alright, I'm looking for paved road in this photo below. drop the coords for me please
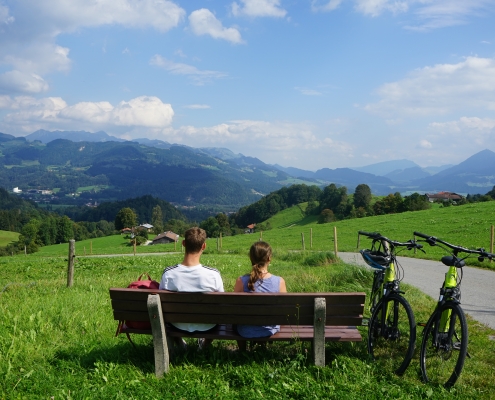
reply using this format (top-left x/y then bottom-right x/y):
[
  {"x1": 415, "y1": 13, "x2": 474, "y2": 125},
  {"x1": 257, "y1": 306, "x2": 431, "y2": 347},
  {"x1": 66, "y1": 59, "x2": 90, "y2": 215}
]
[{"x1": 339, "y1": 252, "x2": 495, "y2": 331}]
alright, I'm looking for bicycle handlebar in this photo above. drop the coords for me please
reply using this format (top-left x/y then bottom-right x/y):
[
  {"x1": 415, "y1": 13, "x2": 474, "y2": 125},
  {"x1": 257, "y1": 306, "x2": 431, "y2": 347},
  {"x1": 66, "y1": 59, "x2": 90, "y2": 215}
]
[
  {"x1": 414, "y1": 231, "x2": 495, "y2": 260},
  {"x1": 359, "y1": 231, "x2": 423, "y2": 250}
]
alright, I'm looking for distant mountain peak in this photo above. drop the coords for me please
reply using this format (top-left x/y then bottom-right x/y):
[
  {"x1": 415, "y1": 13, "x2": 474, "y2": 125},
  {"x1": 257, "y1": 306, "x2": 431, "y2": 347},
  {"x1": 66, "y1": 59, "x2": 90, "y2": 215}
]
[
  {"x1": 25, "y1": 129, "x2": 124, "y2": 144},
  {"x1": 352, "y1": 159, "x2": 420, "y2": 176}
]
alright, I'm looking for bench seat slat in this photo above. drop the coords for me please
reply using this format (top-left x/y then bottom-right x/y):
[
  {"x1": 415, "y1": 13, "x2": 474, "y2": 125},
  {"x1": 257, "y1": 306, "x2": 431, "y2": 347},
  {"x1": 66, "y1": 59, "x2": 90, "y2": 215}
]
[
  {"x1": 113, "y1": 309, "x2": 363, "y2": 325},
  {"x1": 119, "y1": 324, "x2": 363, "y2": 342}
]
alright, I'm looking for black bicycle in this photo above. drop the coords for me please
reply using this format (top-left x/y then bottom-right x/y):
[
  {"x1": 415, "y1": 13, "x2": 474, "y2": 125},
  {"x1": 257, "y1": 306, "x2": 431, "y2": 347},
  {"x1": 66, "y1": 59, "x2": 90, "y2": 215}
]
[
  {"x1": 414, "y1": 231, "x2": 495, "y2": 388},
  {"x1": 359, "y1": 231, "x2": 423, "y2": 375}
]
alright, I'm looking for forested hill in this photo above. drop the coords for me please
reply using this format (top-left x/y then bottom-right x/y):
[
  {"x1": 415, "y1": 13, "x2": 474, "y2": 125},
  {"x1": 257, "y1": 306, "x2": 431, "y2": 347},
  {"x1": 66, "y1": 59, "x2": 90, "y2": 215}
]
[
  {"x1": 65, "y1": 195, "x2": 186, "y2": 225},
  {"x1": 0, "y1": 137, "x2": 290, "y2": 209}
]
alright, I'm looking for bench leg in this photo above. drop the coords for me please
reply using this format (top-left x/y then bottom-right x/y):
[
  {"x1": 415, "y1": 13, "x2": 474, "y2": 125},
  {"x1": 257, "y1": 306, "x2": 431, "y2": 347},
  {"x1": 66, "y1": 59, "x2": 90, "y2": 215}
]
[
  {"x1": 313, "y1": 297, "x2": 326, "y2": 367},
  {"x1": 147, "y1": 294, "x2": 169, "y2": 377}
]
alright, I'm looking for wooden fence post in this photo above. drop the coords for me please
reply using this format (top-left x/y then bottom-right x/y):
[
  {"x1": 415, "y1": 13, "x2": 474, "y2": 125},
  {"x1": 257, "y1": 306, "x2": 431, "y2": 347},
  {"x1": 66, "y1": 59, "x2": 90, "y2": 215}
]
[
  {"x1": 216, "y1": 237, "x2": 219, "y2": 251},
  {"x1": 356, "y1": 233, "x2": 360, "y2": 249},
  {"x1": 333, "y1": 226, "x2": 338, "y2": 257},
  {"x1": 301, "y1": 233, "x2": 305, "y2": 250},
  {"x1": 260, "y1": 231, "x2": 263, "y2": 241},
  {"x1": 67, "y1": 239, "x2": 75, "y2": 288},
  {"x1": 133, "y1": 239, "x2": 136, "y2": 256}
]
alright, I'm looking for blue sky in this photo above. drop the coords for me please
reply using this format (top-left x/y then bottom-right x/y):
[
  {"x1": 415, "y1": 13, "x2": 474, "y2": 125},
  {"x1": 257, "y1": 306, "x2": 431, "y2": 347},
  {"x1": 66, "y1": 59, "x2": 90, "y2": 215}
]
[{"x1": 0, "y1": 0, "x2": 494, "y2": 170}]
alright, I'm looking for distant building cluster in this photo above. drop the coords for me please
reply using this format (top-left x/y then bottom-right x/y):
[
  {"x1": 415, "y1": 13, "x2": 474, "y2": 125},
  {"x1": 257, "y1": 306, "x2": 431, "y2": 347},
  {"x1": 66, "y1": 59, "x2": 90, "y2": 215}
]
[{"x1": 425, "y1": 191, "x2": 463, "y2": 202}]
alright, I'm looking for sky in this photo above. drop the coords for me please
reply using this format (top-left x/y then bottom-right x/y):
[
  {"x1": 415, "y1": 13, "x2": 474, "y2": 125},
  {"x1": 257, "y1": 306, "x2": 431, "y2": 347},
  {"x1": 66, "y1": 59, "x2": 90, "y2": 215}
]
[{"x1": 0, "y1": 0, "x2": 495, "y2": 171}]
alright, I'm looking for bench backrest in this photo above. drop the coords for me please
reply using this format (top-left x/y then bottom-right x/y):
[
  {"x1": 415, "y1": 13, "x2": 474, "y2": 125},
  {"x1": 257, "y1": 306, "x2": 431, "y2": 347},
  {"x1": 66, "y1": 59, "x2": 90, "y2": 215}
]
[{"x1": 110, "y1": 289, "x2": 365, "y2": 326}]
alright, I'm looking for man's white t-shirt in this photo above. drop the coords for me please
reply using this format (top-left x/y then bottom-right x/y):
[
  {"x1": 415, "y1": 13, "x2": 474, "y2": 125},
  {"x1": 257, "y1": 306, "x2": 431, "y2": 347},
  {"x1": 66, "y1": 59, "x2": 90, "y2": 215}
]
[{"x1": 159, "y1": 264, "x2": 224, "y2": 332}]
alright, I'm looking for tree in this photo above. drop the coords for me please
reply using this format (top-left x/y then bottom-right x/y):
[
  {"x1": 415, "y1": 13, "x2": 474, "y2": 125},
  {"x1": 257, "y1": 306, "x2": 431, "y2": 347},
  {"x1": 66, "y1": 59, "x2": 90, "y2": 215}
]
[
  {"x1": 354, "y1": 184, "x2": 372, "y2": 210},
  {"x1": 115, "y1": 207, "x2": 137, "y2": 231},
  {"x1": 152, "y1": 205, "x2": 163, "y2": 234},
  {"x1": 200, "y1": 217, "x2": 220, "y2": 238},
  {"x1": 318, "y1": 209, "x2": 336, "y2": 224},
  {"x1": 56, "y1": 215, "x2": 74, "y2": 243},
  {"x1": 215, "y1": 213, "x2": 231, "y2": 236}
]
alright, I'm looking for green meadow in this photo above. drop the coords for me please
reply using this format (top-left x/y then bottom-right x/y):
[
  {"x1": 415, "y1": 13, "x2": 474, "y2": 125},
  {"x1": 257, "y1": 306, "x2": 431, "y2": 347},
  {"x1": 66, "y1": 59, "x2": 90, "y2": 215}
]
[
  {"x1": 2, "y1": 202, "x2": 495, "y2": 398},
  {"x1": 0, "y1": 230, "x2": 18, "y2": 247}
]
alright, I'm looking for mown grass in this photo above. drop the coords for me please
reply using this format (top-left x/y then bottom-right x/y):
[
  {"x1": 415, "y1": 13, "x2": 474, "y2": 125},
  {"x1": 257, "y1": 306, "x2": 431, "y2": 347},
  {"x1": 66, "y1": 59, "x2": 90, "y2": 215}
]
[
  {"x1": 0, "y1": 230, "x2": 19, "y2": 247},
  {"x1": 1, "y1": 249, "x2": 495, "y2": 399}
]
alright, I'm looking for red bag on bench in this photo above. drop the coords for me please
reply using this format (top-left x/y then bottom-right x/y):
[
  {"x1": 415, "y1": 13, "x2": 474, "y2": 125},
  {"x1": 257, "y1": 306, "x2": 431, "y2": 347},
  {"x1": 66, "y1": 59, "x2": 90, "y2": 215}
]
[{"x1": 122, "y1": 273, "x2": 159, "y2": 330}]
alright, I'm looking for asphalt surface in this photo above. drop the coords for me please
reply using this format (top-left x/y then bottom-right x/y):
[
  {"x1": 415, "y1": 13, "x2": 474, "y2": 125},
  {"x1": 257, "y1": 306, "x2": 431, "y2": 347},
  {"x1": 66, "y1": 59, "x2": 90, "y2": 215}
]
[{"x1": 339, "y1": 252, "x2": 495, "y2": 331}]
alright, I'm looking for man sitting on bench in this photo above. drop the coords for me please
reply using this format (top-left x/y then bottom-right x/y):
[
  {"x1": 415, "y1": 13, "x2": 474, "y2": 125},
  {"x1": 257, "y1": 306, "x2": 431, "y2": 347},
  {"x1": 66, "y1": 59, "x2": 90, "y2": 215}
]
[{"x1": 158, "y1": 227, "x2": 224, "y2": 349}]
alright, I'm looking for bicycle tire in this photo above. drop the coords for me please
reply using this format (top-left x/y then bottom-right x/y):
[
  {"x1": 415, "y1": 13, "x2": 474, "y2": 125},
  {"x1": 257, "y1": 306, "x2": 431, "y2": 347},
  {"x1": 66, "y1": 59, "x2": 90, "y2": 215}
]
[
  {"x1": 367, "y1": 293, "x2": 416, "y2": 375},
  {"x1": 420, "y1": 302, "x2": 468, "y2": 388}
]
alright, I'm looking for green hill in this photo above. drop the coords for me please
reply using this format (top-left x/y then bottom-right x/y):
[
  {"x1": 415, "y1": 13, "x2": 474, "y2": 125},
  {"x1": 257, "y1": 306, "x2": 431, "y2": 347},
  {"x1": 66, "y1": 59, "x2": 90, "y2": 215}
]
[
  {"x1": 0, "y1": 230, "x2": 19, "y2": 247},
  {"x1": 28, "y1": 201, "x2": 495, "y2": 270}
]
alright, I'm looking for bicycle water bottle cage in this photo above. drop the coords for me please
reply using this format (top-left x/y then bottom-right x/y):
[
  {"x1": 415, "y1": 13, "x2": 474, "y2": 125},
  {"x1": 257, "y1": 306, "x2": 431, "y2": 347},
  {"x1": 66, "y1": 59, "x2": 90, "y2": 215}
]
[
  {"x1": 441, "y1": 255, "x2": 465, "y2": 268},
  {"x1": 360, "y1": 249, "x2": 391, "y2": 270}
]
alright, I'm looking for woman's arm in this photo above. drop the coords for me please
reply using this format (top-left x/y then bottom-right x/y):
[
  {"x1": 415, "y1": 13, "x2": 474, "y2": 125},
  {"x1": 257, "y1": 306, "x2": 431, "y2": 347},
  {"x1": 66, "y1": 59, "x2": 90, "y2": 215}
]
[
  {"x1": 234, "y1": 277, "x2": 244, "y2": 292},
  {"x1": 279, "y1": 277, "x2": 287, "y2": 293}
]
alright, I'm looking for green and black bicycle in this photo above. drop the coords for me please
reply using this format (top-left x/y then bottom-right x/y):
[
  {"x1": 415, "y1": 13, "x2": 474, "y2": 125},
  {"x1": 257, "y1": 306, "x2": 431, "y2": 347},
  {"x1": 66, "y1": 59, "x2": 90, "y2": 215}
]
[
  {"x1": 414, "y1": 231, "x2": 495, "y2": 388},
  {"x1": 359, "y1": 231, "x2": 422, "y2": 375}
]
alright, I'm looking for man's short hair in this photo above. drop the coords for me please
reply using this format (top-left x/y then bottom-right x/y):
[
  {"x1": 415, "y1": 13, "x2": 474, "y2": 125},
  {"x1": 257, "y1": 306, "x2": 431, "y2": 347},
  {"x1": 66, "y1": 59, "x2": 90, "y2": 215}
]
[{"x1": 184, "y1": 227, "x2": 207, "y2": 253}]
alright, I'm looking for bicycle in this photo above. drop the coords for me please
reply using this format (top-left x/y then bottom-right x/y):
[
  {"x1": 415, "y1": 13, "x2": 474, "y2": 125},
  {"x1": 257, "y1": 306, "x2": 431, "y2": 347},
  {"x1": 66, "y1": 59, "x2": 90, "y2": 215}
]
[
  {"x1": 414, "y1": 231, "x2": 495, "y2": 388},
  {"x1": 358, "y1": 231, "x2": 422, "y2": 375}
]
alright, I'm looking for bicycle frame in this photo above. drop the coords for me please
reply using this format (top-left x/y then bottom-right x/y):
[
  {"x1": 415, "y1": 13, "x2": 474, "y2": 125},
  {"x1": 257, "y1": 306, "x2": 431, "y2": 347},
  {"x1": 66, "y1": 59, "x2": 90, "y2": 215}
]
[{"x1": 438, "y1": 265, "x2": 459, "y2": 333}]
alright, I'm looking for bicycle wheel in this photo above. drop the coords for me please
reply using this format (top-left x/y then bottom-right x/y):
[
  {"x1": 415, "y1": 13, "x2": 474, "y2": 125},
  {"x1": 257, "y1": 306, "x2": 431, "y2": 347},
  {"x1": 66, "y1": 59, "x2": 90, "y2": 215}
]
[
  {"x1": 420, "y1": 302, "x2": 468, "y2": 388},
  {"x1": 367, "y1": 293, "x2": 416, "y2": 375}
]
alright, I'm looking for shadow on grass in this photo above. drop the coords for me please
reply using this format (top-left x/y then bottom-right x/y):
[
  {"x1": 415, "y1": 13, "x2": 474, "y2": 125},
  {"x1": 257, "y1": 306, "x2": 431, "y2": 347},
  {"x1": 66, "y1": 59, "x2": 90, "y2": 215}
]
[{"x1": 51, "y1": 337, "x2": 368, "y2": 374}]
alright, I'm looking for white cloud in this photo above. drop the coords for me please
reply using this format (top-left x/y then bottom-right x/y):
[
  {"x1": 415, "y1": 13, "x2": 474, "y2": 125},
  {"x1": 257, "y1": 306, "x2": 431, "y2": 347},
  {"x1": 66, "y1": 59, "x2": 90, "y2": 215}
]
[
  {"x1": 355, "y1": 0, "x2": 408, "y2": 17},
  {"x1": 0, "y1": 4, "x2": 14, "y2": 24},
  {"x1": 295, "y1": 87, "x2": 323, "y2": 96},
  {"x1": 0, "y1": 95, "x2": 174, "y2": 133},
  {"x1": 231, "y1": 0, "x2": 287, "y2": 18},
  {"x1": 407, "y1": 0, "x2": 494, "y2": 31},
  {"x1": 0, "y1": 70, "x2": 49, "y2": 94},
  {"x1": 411, "y1": 117, "x2": 495, "y2": 156},
  {"x1": 312, "y1": 0, "x2": 492, "y2": 30},
  {"x1": 364, "y1": 56, "x2": 495, "y2": 117},
  {"x1": 14, "y1": 0, "x2": 185, "y2": 33},
  {"x1": 150, "y1": 55, "x2": 227, "y2": 85},
  {"x1": 153, "y1": 120, "x2": 353, "y2": 168},
  {"x1": 189, "y1": 9, "x2": 243, "y2": 44},
  {"x1": 0, "y1": 0, "x2": 185, "y2": 87},
  {"x1": 184, "y1": 104, "x2": 211, "y2": 109},
  {"x1": 428, "y1": 117, "x2": 495, "y2": 147},
  {"x1": 419, "y1": 139, "x2": 432, "y2": 149},
  {"x1": 311, "y1": 0, "x2": 344, "y2": 12}
]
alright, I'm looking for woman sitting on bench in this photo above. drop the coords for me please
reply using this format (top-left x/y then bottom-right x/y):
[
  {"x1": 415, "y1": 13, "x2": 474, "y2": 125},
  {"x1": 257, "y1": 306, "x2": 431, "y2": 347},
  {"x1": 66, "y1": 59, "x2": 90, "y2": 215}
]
[{"x1": 234, "y1": 241, "x2": 287, "y2": 339}]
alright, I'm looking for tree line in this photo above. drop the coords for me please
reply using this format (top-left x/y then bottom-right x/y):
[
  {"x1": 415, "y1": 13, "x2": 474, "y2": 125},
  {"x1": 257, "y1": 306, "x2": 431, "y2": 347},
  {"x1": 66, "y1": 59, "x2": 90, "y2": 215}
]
[{"x1": 198, "y1": 184, "x2": 435, "y2": 238}]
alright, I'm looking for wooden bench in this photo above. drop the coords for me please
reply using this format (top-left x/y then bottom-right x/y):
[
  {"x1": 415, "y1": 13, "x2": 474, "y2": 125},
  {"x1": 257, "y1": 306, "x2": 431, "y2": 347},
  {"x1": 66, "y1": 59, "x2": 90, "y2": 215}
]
[{"x1": 109, "y1": 288, "x2": 365, "y2": 377}]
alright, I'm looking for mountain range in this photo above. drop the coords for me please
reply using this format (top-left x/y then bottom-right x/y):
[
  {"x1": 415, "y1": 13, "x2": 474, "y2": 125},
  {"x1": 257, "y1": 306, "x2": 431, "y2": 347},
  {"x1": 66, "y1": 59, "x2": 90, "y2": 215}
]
[{"x1": 0, "y1": 130, "x2": 493, "y2": 213}]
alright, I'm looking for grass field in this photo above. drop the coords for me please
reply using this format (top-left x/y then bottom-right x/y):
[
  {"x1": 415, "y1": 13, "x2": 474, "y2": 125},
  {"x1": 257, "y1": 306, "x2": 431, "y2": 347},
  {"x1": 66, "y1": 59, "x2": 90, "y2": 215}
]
[
  {"x1": 0, "y1": 230, "x2": 19, "y2": 247},
  {"x1": 1, "y1": 249, "x2": 494, "y2": 399},
  {"x1": 2, "y1": 201, "x2": 495, "y2": 398},
  {"x1": 26, "y1": 201, "x2": 495, "y2": 271}
]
